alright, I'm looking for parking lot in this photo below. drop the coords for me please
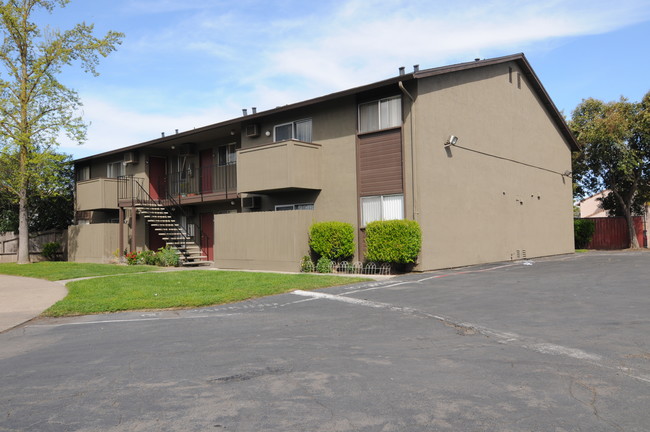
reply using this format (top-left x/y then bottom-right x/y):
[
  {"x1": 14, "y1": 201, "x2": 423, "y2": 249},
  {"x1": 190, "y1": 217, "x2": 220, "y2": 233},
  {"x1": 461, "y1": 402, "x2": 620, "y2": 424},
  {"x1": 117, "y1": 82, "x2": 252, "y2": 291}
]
[{"x1": 1, "y1": 251, "x2": 649, "y2": 431}]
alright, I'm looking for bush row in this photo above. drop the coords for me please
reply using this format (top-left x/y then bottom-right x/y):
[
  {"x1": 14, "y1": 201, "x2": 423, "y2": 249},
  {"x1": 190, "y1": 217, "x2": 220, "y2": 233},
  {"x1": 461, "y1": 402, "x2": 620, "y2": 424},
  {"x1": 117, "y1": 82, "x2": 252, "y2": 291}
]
[{"x1": 306, "y1": 219, "x2": 422, "y2": 273}]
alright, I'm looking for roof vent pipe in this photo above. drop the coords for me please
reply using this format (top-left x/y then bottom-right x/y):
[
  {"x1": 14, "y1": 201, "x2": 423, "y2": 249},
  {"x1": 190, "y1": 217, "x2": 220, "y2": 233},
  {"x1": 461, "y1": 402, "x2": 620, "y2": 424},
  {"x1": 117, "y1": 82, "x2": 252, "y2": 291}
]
[
  {"x1": 413, "y1": 64, "x2": 419, "y2": 72},
  {"x1": 252, "y1": 107, "x2": 257, "y2": 114},
  {"x1": 161, "y1": 132, "x2": 165, "y2": 137},
  {"x1": 242, "y1": 108, "x2": 248, "y2": 116},
  {"x1": 399, "y1": 66, "x2": 405, "y2": 76},
  {"x1": 175, "y1": 129, "x2": 179, "y2": 134}
]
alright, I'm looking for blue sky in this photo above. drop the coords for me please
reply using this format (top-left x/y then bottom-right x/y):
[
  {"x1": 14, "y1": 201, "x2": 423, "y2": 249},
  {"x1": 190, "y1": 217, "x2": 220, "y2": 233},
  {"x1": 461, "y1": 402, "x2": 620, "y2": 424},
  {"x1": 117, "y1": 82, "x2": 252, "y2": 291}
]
[{"x1": 37, "y1": 0, "x2": 650, "y2": 159}]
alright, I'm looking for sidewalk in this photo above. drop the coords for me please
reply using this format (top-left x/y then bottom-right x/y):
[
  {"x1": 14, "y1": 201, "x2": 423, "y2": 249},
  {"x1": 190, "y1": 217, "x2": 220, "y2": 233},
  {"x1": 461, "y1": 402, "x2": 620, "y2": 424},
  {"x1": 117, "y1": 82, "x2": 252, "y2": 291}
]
[{"x1": 0, "y1": 275, "x2": 67, "y2": 333}]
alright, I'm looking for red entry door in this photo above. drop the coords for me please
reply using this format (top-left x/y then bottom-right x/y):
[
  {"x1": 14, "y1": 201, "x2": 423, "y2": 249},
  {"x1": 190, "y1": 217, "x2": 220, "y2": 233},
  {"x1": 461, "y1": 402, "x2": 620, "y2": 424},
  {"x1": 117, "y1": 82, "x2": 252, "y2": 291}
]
[
  {"x1": 149, "y1": 157, "x2": 166, "y2": 200},
  {"x1": 200, "y1": 212, "x2": 214, "y2": 261},
  {"x1": 200, "y1": 149, "x2": 213, "y2": 194}
]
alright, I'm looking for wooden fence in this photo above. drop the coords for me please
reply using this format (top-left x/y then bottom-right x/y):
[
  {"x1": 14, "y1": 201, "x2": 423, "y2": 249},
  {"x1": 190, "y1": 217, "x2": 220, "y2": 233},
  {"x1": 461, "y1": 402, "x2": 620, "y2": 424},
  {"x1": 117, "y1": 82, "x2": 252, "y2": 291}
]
[
  {"x1": 585, "y1": 216, "x2": 646, "y2": 249},
  {"x1": 0, "y1": 230, "x2": 67, "y2": 262}
]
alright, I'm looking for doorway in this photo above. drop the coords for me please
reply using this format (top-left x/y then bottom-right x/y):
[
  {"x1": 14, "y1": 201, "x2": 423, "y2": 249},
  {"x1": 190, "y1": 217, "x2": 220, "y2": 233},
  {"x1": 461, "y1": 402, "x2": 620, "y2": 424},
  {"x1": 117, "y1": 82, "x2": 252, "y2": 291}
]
[
  {"x1": 200, "y1": 149, "x2": 213, "y2": 194},
  {"x1": 149, "y1": 156, "x2": 167, "y2": 200},
  {"x1": 200, "y1": 212, "x2": 214, "y2": 261}
]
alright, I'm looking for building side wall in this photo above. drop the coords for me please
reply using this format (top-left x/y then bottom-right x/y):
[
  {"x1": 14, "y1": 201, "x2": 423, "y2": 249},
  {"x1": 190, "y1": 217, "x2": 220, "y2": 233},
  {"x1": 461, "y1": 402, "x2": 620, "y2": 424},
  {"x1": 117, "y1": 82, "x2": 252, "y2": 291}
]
[
  {"x1": 214, "y1": 210, "x2": 314, "y2": 272},
  {"x1": 68, "y1": 224, "x2": 126, "y2": 263},
  {"x1": 412, "y1": 62, "x2": 574, "y2": 270}
]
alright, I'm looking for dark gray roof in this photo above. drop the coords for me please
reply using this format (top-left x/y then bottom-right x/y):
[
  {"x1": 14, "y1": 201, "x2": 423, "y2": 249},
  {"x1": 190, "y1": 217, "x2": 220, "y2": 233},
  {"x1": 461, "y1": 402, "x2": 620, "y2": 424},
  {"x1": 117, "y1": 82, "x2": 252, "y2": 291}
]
[{"x1": 75, "y1": 52, "x2": 578, "y2": 163}]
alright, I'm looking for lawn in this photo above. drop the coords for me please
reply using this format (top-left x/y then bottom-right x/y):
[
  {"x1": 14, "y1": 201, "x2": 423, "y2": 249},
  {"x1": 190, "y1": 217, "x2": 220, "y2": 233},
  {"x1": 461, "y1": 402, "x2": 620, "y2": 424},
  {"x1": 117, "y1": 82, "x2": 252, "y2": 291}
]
[
  {"x1": 44, "y1": 270, "x2": 368, "y2": 317},
  {"x1": 0, "y1": 261, "x2": 158, "y2": 281}
]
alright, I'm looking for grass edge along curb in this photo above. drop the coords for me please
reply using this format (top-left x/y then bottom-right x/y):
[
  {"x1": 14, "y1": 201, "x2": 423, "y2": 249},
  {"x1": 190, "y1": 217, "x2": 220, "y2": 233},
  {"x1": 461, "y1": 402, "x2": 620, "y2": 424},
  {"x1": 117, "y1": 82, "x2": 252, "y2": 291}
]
[{"x1": 43, "y1": 270, "x2": 368, "y2": 317}]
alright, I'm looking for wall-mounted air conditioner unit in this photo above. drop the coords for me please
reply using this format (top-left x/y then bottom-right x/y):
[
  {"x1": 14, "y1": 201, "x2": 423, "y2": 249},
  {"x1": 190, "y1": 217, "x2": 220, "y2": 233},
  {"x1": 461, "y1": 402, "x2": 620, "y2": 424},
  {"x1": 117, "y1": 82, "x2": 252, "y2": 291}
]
[
  {"x1": 242, "y1": 196, "x2": 260, "y2": 209},
  {"x1": 123, "y1": 151, "x2": 139, "y2": 164},
  {"x1": 245, "y1": 124, "x2": 260, "y2": 138}
]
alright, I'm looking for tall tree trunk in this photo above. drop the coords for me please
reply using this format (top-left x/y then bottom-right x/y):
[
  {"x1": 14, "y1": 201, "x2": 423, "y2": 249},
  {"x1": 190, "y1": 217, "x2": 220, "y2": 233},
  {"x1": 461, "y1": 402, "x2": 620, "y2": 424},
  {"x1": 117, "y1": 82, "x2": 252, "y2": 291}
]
[
  {"x1": 17, "y1": 186, "x2": 30, "y2": 264},
  {"x1": 623, "y1": 206, "x2": 640, "y2": 249}
]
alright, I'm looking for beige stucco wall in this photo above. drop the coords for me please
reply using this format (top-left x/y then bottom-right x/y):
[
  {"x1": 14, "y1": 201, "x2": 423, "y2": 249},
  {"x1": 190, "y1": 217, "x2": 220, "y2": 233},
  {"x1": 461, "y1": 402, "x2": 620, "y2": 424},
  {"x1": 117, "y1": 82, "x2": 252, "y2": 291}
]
[
  {"x1": 76, "y1": 178, "x2": 120, "y2": 211},
  {"x1": 235, "y1": 98, "x2": 361, "y2": 266},
  {"x1": 410, "y1": 62, "x2": 575, "y2": 270},
  {"x1": 68, "y1": 224, "x2": 126, "y2": 263},
  {"x1": 214, "y1": 210, "x2": 315, "y2": 271},
  {"x1": 237, "y1": 141, "x2": 322, "y2": 193}
]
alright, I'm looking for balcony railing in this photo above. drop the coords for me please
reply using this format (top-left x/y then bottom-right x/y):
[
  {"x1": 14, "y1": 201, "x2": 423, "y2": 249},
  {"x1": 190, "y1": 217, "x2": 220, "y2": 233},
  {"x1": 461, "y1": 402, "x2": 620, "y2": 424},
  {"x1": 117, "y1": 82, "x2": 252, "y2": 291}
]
[{"x1": 168, "y1": 163, "x2": 237, "y2": 197}]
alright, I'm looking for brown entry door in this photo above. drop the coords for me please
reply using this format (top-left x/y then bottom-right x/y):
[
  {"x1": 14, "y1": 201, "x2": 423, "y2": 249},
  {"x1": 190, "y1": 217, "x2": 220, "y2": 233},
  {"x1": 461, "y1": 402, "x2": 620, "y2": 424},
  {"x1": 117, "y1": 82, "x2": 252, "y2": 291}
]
[
  {"x1": 149, "y1": 156, "x2": 167, "y2": 200},
  {"x1": 200, "y1": 149, "x2": 213, "y2": 194},
  {"x1": 200, "y1": 212, "x2": 214, "y2": 261}
]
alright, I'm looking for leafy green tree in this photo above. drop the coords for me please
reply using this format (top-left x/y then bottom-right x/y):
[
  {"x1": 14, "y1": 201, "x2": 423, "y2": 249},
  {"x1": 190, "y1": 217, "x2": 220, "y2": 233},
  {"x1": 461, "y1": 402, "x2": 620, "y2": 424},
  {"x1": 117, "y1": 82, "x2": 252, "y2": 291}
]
[
  {"x1": 570, "y1": 92, "x2": 650, "y2": 248},
  {"x1": 0, "y1": 0, "x2": 123, "y2": 263},
  {"x1": 0, "y1": 152, "x2": 73, "y2": 232}
]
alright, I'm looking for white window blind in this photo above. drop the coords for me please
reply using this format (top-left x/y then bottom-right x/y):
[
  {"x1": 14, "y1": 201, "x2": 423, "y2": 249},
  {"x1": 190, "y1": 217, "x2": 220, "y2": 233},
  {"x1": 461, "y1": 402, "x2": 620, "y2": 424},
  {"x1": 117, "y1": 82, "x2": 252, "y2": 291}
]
[
  {"x1": 106, "y1": 161, "x2": 124, "y2": 178},
  {"x1": 361, "y1": 194, "x2": 404, "y2": 226},
  {"x1": 295, "y1": 119, "x2": 312, "y2": 142},
  {"x1": 358, "y1": 96, "x2": 401, "y2": 133},
  {"x1": 274, "y1": 119, "x2": 312, "y2": 142}
]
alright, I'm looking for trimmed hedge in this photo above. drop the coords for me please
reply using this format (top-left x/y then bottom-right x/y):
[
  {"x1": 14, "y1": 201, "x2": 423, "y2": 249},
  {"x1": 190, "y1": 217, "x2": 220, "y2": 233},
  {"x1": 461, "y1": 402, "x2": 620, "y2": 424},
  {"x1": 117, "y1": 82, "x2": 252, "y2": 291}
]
[
  {"x1": 309, "y1": 221, "x2": 355, "y2": 260},
  {"x1": 574, "y1": 218, "x2": 595, "y2": 249},
  {"x1": 365, "y1": 220, "x2": 421, "y2": 264}
]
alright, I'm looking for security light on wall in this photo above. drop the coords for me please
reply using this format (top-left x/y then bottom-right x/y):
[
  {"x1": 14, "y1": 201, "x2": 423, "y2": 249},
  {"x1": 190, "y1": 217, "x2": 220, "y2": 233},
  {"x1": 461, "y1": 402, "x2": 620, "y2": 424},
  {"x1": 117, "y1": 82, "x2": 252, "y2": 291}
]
[{"x1": 445, "y1": 135, "x2": 458, "y2": 147}]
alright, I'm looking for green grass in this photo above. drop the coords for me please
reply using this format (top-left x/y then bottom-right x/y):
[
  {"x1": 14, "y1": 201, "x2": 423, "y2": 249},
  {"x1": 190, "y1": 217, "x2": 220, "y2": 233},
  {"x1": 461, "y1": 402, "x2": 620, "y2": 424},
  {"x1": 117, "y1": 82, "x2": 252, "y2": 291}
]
[
  {"x1": 575, "y1": 249, "x2": 590, "y2": 253},
  {"x1": 44, "y1": 271, "x2": 368, "y2": 317},
  {"x1": 0, "y1": 262, "x2": 158, "y2": 281}
]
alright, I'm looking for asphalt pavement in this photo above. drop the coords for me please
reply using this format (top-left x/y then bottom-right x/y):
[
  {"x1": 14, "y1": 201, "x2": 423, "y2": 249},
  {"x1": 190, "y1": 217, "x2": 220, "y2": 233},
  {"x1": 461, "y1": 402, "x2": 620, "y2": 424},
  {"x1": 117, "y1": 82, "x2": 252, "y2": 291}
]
[{"x1": 1, "y1": 251, "x2": 649, "y2": 431}]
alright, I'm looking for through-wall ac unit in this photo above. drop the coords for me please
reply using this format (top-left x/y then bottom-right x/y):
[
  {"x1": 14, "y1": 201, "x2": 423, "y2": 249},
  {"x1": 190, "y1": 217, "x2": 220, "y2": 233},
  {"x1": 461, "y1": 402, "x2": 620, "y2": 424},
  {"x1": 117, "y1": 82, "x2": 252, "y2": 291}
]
[
  {"x1": 245, "y1": 124, "x2": 260, "y2": 138},
  {"x1": 179, "y1": 143, "x2": 196, "y2": 156},
  {"x1": 242, "y1": 196, "x2": 260, "y2": 209},
  {"x1": 123, "y1": 151, "x2": 139, "y2": 165}
]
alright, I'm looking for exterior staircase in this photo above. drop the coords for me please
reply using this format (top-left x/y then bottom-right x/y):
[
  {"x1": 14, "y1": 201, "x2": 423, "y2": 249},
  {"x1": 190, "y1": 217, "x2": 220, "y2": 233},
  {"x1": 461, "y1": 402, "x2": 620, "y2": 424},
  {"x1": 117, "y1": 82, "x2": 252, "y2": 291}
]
[{"x1": 135, "y1": 203, "x2": 212, "y2": 266}]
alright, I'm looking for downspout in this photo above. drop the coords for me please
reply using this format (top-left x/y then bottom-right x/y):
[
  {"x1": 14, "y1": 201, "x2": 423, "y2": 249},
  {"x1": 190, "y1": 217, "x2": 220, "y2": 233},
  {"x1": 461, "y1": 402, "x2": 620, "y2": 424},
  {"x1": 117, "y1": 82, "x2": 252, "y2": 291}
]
[{"x1": 399, "y1": 81, "x2": 417, "y2": 221}]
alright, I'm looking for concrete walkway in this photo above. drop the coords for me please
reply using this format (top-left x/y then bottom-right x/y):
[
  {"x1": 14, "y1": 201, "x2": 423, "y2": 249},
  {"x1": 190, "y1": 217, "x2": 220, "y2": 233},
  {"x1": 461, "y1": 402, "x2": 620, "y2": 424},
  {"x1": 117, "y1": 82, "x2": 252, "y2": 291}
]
[{"x1": 0, "y1": 275, "x2": 67, "y2": 333}]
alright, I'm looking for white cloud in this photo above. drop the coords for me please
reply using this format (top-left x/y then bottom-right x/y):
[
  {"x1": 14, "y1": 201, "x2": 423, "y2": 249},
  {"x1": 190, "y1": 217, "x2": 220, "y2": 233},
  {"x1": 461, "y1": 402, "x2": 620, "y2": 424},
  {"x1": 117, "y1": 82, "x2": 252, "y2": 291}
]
[
  {"x1": 59, "y1": 97, "x2": 235, "y2": 159},
  {"x1": 60, "y1": 0, "x2": 650, "y2": 158}
]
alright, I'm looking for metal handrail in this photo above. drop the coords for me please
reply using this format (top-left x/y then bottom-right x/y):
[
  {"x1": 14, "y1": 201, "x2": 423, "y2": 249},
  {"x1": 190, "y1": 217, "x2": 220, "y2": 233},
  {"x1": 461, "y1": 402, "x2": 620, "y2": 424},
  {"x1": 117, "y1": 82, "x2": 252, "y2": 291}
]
[
  {"x1": 118, "y1": 175, "x2": 212, "y2": 259},
  {"x1": 118, "y1": 175, "x2": 189, "y2": 250}
]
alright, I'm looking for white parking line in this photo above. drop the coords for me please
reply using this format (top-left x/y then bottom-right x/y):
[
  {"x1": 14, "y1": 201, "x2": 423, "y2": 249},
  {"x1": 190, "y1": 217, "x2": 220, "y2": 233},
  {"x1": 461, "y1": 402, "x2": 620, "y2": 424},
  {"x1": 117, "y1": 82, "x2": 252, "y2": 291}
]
[
  {"x1": 28, "y1": 313, "x2": 240, "y2": 328},
  {"x1": 292, "y1": 290, "x2": 650, "y2": 385}
]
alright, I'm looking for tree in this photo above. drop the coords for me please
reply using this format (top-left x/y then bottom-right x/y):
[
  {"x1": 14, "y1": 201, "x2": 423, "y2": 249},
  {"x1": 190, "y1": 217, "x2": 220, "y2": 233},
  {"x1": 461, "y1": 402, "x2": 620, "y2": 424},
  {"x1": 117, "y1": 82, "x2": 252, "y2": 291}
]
[
  {"x1": 0, "y1": 151, "x2": 73, "y2": 232},
  {"x1": 570, "y1": 92, "x2": 650, "y2": 248},
  {"x1": 0, "y1": 0, "x2": 123, "y2": 263}
]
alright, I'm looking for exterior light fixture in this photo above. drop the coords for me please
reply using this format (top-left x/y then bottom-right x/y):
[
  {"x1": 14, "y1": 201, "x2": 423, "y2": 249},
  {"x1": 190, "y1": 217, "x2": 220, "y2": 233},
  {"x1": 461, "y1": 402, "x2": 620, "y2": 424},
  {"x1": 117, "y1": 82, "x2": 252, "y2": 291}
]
[
  {"x1": 444, "y1": 135, "x2": 458, "y2": 147},
  {"x1": 265, "y1": 131, "x2": 271, "y2": 137}
]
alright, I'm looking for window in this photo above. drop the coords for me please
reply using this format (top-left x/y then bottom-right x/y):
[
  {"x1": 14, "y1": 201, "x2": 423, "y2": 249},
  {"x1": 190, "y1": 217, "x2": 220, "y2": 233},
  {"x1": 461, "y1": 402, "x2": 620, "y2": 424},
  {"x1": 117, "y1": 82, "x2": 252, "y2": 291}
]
[
  {"x1": 273, "y1": 118, "x2": 312, "y2": 142},
  {"x1": 361, "y1": 194, "x2": 404, "y2": 226},
  {"x1": 275, "y1": 203, "x2": 314, "y2": 211},
  {"x1": 77, "y1": 166, "x2": 90, "y2": 181},
  {"x1": 358, "y1": 96, "x2": 402, "y2": 133},
  {"x1": 106, "y1": 161, "x2": 124, "y2": 178},
  {"x1": 218, "y1": 144, "x2": 237, "y2": 166}
]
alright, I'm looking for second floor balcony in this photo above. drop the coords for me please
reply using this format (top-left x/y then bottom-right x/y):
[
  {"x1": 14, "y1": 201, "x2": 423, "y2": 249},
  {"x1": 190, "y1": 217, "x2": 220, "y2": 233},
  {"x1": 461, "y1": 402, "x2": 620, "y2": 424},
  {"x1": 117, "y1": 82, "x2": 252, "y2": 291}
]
[
  {"x1": 118, "y1": 163, "x2": 237, "y2": 207},
  {"x1": 76, "y1": 178, "x2": 120, "y2": 211}
]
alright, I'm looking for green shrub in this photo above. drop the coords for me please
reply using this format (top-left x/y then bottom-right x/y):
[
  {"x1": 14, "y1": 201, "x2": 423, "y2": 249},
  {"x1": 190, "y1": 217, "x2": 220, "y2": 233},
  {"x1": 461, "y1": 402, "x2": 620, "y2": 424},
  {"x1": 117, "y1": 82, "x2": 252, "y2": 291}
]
[
  {"x1": 157, "y1": 246, "x2": 180, "y2": 267},
  {"x1": 41, "y1": 242, "x2": 60, "y2": 261},
  {"x1": 574, "y1": 218, "x2": 595, "y2": 249},
  {"x1": 300, "y1": 255, "x2": 314, "y2": 273},
  {"x1": 316, "y1": 256, "x2": 333, "y2": 273},
  {"x1": 365, "y1": 220, "x2": 421, "y2": 264},
  {"x1": 309, "y1": 221, "x2": 355, "y2": 260},
  {"x1": 140, "y1": 250, "x2": 159, "y2": 266}
]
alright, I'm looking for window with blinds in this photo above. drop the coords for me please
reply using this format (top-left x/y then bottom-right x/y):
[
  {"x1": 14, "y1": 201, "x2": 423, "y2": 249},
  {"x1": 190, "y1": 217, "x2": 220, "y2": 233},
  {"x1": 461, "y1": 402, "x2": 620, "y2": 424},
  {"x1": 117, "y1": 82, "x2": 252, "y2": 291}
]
[{"x1": 358, "y1": 96, "x2": 402, "y2": 133}]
